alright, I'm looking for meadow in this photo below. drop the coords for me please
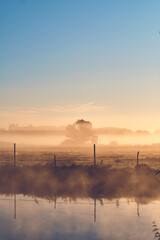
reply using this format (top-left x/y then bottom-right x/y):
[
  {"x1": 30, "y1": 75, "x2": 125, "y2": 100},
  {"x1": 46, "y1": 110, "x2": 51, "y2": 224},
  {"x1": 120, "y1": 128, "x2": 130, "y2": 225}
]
[{"x1": 1, "y1": 144, "x2": 160, "y2": 169}]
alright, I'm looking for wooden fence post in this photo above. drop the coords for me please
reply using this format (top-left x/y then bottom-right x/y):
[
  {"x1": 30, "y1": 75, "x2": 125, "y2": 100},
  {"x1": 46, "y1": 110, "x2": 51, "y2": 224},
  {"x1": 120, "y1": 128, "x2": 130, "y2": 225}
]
[
  {"x1": 54, "y1": 154, "x2": 56, "y2": 167},
  {"x1": 14, "y1": 143, "x2": 16, "y2": 167},
  {"x1": 94, "y1": 144, "x2": 96, "y2": 166},
  {"x1": 137, "y1": 151, "x2": 140, "y2": 166}
]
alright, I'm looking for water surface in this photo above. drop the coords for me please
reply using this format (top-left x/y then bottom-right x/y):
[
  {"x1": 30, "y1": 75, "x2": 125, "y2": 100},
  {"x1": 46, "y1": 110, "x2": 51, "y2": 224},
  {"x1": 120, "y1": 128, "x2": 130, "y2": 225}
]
[{"x1": 0, "y1": 195, "x2": 159, "y2": 240}]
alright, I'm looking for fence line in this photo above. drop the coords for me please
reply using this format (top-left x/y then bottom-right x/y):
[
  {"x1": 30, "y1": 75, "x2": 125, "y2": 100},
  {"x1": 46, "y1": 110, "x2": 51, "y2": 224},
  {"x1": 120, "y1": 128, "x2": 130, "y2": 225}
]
[{"x1": 0, "y1": 143, "x2": 160, "y2": 168}]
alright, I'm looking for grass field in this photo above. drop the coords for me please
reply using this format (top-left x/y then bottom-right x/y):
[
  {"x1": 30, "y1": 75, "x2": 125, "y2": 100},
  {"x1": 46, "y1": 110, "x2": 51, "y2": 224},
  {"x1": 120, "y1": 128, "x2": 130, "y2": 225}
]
[{"x1": 0, "y1": 145, "x2": 160, "y2": 169}]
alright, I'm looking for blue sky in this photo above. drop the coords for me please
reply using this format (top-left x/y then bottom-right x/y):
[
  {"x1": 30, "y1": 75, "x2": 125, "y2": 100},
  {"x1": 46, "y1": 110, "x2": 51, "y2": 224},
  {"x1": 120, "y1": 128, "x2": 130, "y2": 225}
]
[{"x1": 0, "y1": 0, "x2": 160, "y2": 130}]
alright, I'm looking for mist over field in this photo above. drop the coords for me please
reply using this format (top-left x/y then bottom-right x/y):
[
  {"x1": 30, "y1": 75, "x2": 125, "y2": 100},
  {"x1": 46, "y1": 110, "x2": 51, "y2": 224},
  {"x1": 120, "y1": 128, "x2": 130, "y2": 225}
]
[
  {"x1": 0, "y1": 120, "x2": 160, "y2": 146},
  {"x1": 0, "y1": 164, "x2": 159, "y2": 204}
]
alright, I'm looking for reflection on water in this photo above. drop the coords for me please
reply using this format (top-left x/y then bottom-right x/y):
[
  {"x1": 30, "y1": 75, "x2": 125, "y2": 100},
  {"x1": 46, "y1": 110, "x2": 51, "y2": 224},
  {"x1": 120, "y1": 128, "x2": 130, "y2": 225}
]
[{"x1": 1, "y1": 195, "x2": 160, "y2": 240}]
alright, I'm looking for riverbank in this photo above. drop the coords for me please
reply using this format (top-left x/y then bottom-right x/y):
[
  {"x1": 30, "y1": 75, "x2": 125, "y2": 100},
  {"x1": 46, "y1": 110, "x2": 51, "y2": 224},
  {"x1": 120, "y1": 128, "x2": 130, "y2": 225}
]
[{"x1": 0, "y1": 164, "x2": 159, "y2": 203}]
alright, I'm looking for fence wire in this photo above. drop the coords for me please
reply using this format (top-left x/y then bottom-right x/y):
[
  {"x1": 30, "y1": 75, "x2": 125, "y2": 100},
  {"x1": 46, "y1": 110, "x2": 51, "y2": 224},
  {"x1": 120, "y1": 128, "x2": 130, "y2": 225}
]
[{"x1": 0, "y1": 144, "x2": 160, "y2": 168}]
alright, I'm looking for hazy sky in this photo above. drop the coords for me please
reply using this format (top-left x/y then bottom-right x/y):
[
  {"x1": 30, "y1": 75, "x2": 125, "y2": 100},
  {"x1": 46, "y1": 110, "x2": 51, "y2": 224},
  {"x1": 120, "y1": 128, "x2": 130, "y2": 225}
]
[{"x1": 0, "y1": 0, "x2": 160, "y2": 130}]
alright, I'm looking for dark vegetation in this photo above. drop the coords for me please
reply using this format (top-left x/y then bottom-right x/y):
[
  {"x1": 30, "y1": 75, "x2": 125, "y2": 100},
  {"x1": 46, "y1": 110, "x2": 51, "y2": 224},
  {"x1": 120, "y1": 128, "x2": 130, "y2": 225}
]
[
  {"x1": 152, "y1": 221, "x2": 160, "y2": 239},
  {"x1": 0, "y1": 164, "x2": 160, "y2": 203}
]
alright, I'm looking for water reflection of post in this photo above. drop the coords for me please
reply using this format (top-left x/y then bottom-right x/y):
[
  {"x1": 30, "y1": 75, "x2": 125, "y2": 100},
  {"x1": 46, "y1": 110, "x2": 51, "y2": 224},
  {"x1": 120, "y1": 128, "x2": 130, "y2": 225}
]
[
  {"x1": 94, "y1": 198, "x2": 96, "y2": 222},
  {"x1": 14, "y1": 194, "x2": 16, "y2": 219},
  {"x1": 54, "y1": 196, "x2": 57, "y2": 209},
  {"x1": 116, "y1": 199, "x2": 120, "y2": 208},
  {"x1": 137, "y1": 202, "x2": 140, "y2": 217}
]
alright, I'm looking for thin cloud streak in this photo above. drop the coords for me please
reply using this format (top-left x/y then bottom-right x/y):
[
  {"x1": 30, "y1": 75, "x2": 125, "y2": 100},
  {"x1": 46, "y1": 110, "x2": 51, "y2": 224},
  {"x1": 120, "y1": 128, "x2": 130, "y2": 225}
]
[
  {"x1": 34, "y1": 102, "x2": 110, "y2": 113},
  {"x1": 0, "y1": 103, "x2": 110, "y2": 115}
]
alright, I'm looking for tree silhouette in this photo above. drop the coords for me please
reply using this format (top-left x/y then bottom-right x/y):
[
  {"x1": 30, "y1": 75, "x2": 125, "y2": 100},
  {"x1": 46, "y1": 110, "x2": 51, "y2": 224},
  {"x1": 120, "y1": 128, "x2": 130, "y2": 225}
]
[{"x1": 61, "y1": 119, "x2": 98, "y2": 146}]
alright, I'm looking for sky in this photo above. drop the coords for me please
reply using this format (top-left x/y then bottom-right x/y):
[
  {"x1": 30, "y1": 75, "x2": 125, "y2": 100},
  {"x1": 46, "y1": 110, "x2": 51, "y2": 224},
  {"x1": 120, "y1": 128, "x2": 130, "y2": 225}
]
[{"x1": 0, "y1": 0, "x2": 160, "y2": 136}]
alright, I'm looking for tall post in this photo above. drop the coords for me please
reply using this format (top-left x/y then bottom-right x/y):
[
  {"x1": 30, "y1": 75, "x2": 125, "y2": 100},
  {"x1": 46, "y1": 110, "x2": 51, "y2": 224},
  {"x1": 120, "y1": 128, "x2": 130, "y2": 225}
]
[
  {"x1": 94, "y1": 144, "x2": 96, "y2": 166},
  {"x1": 14, "y1": 143, "x2": 16, "y2": 167},
  {"x1": 137, "y1": 151, "x2": 140, "y2": 167},
  {"x1": 54, "y1": 154, "x2": 56, "y2": 167}
]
